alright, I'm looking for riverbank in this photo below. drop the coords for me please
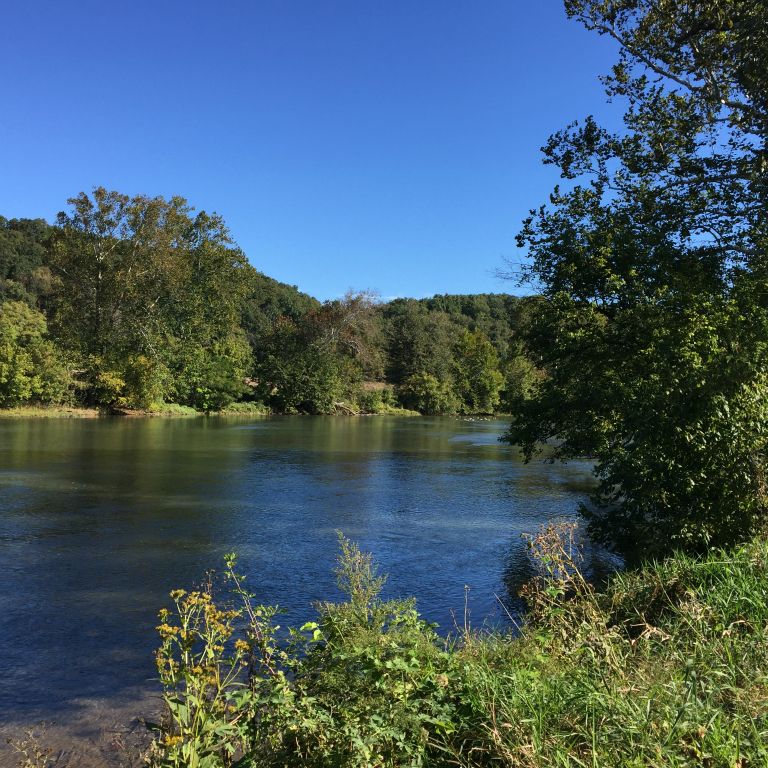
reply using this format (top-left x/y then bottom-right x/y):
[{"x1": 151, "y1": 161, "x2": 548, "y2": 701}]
[
  {"x1": 142, "y1": 530, "x2": 768, "y2": 766},
  {"x1": 0, "y1": 405, "x2": 101, "y2": 418},
  {"x1": 0, "y1": 692, "x2": 157, "y2": 768},
  {"x1": 0, "y1": 404, "x2": 248, "y2": 419},
  {"x1": 147, "y1": 531, "x2": 768, "y2": 766},
  {"x1": 0, "y1": 403, "x2": 424, "y2": 419},
  {"x1": 6, "y1": 529, "x2": 765, "y2": 767}
]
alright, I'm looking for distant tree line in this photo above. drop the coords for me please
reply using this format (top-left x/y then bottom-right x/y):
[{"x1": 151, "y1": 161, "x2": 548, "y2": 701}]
[{"x1": 0, "y1": 192, "x2": 542, "y2": 415}]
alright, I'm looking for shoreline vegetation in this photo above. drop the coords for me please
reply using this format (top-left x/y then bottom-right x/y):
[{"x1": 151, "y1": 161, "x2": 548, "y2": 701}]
[
  {"x1": 0, "y1": 404, "x2": 102, "y2": 418},
  {"x1": 0, "y1": 401, "x2": 424, "y2": 419},
  {"x1": 141, "y1": 528, "x2": 768, "y2": 767},
  {"x1": 9, "y1": 526, "x2": 767, "y2": 767},
  {"x1": 1, "y1": 203, "x2": 536, "y2": 420}
]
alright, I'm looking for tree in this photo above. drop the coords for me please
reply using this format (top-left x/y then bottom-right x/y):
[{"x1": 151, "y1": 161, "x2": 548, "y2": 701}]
[
  {"x1": 302, "y1": 291, "x2": 385, "y2": 381},
  {"x1": 50, "y1": 188, "x2": 252, "y2": 408},
  {"x1": 0, "y1": 217, "x2": 56, "y2": 307},
  {"x1": 452, "y1": 329, "x2": 503, "y2": 414},
  {"x1": 253, "y1": 293, "x2": 378, "y2": 414},
  {"x1": 383, "y1": 301, "x2": 455, "y2": 385},
  {"x1": 170, "y1": 332, "x2": 252, "y2": 411},
  {"x1": 499, "y1": 351, "x2": 544, "y2": 415},
  {"x1": 423, "y1": 293, "x2": 520, "y2": 357},
  {"x1": 255, "y1": 315, "x2": 343, "y2": 414},
  {"x1": 0, "y1": 217, "x2": 49, "y2": 281},
  {"x1": 397, "y1": 372, "x2": 458, "y2": 416},
  {"x1": 506, "y1": 0, "x2": 768, "y2": 557},
  {"x1": 240, "y1": 268, "x2": 319, "y2": 349},
  {"x1": 0, "y1": 300, "x2": 71, "y2": 406}
]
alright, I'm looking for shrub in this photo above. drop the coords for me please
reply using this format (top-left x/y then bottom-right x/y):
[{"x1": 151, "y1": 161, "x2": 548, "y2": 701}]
[
  {"x1": 149, "y1": 530, "x2": 768, "y2": 767},
  {"x1": 396, "y1": 372, "x2": 458, "y2": 415},
  {"x1": 0, "y1": 300, "x2": 73, "y2": 406},
  {"x1": 452, "y1": 329, "x2": 503, "y2": 414},
  {"x1": 33, "y1": 342, "x2": 75, "y2": 405},
  {"x1": 499, "y1": 352, "x2": 544, "y2": 414},
  {"x1": 172, "y1": 342, "x2": 251, "y2": 412},
  {"x1": 92, "y1": 367, "x2": 127, "y2": 408},
  {"x1": 123, "y1": 355, "x2": 171, "y2": 410},
  {"x1": 357, "y1": 389, "x2": 384, "y2": 414},
  {"x1": 149, "y1": 537, "x2": 456, "y2": 768}
]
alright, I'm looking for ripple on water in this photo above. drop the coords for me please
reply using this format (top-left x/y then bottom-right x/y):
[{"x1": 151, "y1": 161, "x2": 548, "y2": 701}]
[{"x1": 0, "y1": 415, "x2": 609, "y2": 727}]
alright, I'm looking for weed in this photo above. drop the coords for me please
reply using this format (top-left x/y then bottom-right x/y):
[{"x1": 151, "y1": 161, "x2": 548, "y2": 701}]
[
  {"x1": 7, "y1": 728, "x2": 51, "y2": 768},
  {"x1": 148, "y1": 528, "x2": 768, "y2": 767}
]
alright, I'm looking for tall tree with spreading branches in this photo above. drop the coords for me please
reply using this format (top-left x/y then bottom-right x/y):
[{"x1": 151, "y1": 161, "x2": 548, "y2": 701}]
[{"x1": 507, "y1": 1, "x2": 768, "y2": 556}]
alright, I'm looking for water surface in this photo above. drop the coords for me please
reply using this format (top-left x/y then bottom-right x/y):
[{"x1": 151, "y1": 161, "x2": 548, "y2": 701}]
[{"x1": 0, "y1": 415, "x2": 601, "y2": 723}]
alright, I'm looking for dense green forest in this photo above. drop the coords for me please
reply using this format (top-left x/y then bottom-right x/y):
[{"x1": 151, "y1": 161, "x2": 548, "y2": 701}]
[{"x1": 0, "y1": 201, "x2": 540, "y2": 416}]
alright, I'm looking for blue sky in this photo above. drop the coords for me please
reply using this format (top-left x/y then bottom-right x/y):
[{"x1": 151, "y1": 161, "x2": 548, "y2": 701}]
[{"x1": 0, "y1": 1, "x2": 618, "y2": 300}]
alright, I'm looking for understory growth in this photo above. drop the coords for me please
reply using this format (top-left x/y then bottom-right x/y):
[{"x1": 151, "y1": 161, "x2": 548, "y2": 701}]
[{"x1": 147, "y1": 527, "x2": 768, "y2": 767}]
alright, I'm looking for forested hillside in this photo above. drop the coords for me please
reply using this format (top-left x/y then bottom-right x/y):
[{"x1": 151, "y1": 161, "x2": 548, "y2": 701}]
[{"x1": 0, "y1": 194, "x2": 540, "y2": 415}]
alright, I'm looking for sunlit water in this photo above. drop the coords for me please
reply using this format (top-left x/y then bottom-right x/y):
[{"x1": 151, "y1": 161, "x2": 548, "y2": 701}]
[{"x1": 0, "y1": 415, "x2": 606, "y2": 723}]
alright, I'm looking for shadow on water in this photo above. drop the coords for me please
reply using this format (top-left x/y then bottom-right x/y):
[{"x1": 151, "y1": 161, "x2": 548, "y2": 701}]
[{"x1": 500, "y1": 521, "x2": 623, "y2": 624}]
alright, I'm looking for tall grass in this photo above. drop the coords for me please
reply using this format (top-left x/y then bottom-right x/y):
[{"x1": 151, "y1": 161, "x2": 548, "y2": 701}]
[{"x1": 147, "y1": 528, "x2": 768, "y2": 767}]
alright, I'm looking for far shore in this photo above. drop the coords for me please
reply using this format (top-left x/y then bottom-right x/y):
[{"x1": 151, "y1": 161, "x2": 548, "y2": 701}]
[
  {"x1": 0, "y1": 405, "x2": 507, "y2": 420},
  {"x1": 0, "y1": 405, "x2": 102, "y2": 419},
  {"x1": 0, "y1": 404, "x2": 431, "y2": 419}
]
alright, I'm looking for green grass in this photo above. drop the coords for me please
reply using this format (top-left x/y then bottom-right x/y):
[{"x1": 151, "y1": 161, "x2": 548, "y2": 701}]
[
  {"x1": 444, "y1": 534, "x2": 768, "y2": 767},
  {"x1": 145, "y1": 402, "x2": 201, "y2": 416},
  {"x1": 215, "y1": 401, "x2": 272, "y2": 416},
  {"x1": 368, "y1": 403, "x2": 421, "y2": 416},
  {"x1": 0, "y1": 405, "x2": 100, "y2": 418},
  {"x1": 147, "y1": 529, "x2": 768, "y2": 767}
]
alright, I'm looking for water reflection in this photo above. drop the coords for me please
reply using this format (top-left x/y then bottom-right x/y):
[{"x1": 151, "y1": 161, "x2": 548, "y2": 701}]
[{"x1": 0, "y1": 415, "x2": 615, "y2": 722}]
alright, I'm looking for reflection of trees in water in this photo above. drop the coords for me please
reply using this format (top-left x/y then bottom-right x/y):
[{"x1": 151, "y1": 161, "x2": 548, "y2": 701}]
[
  {"x1": 0, "y1": 416, "x2": 606, "y2": 717},
  {"x1": 501, "y1": 520, "x2": 622, "y2": 624},
  {"x1": 0, "y1": 418, "x2": 253, "y2": 718}
]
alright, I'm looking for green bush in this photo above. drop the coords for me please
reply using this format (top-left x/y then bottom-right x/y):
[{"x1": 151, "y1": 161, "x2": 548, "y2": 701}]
[
  {"x1": 452, "y1": 329, "x2": 503, "y2": 414},
  {"x1": 149, "y1": 536, "x2": 456, "y2": 768},
  {"x1": 0, "y1": 301, "x2": 73, "y2": 406},
  {"x1": 499, "y1": 352, "x2": 544, "y2": 414},
  {"x1": 34, "y1": 343, "x2": 74, "y2": 405},
  {"x1": 396, "y1": 372, "x2": 458, "y2": 415},
  {"x1": 92, "y1": 366, "x2": 127, "y2": 408},
  {"x1": 357, "y1": 387, "x2": 417, "y2": 416},
  {"x1": 380, "y1": 387, "x2": 397, "y2": 408},
  {"x1": 123, "y1": 355, "x2": 171, "y2": 410},
  {"x1": 171, "y1": 338, "x2": 251, "y2": 412},
  {"x1": 357, "y1": 388, "x2": 386, "y2": 414},
  {"x1": 256, "y1": 325, "x2": 343, "y2": 414},
  {"x1": 148, "y1": 530, "x2": 768, "y2": 767},
  {"x1": 359, "y1": 390, "x2": 380, "y2": 413}
]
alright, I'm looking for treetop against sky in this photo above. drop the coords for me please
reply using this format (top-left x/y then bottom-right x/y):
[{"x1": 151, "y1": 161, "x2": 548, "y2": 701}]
[{"x1": 0, "y1": 1, "x2": 618, "y2": 300}]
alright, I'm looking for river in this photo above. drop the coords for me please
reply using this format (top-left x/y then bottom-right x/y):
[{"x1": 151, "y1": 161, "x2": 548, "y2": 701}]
[{"x1": 0, "y1": 415, "x2": 603, "y2": 747}]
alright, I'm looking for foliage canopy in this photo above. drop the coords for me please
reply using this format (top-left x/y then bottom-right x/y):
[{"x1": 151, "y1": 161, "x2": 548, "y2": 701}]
[
  {"x1": 506, "y1": 0, "x2": 768, "y2": 556},
  {"x1": 0, "y1": 190, "x2": 528, "y2": 416}
]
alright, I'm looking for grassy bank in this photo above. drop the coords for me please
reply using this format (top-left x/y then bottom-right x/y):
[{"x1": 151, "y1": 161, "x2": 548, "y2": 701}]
[
  {"x1": 0, "y1": 404, "x2": 202, "y2": 419},
  {"x1": 0, "y1": 405, "x2": 101, "y2": 418},
  {"x1": 145, "y1": 527, "x2": 768, "y2": 767},
  {"x1": 0, "y1": 402, "x2": 423, "y2": 419}
]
